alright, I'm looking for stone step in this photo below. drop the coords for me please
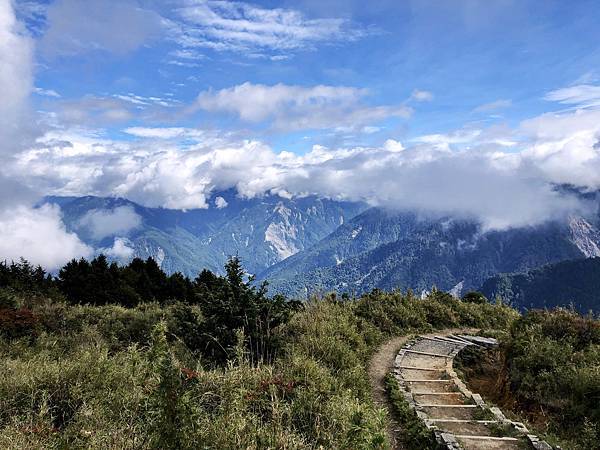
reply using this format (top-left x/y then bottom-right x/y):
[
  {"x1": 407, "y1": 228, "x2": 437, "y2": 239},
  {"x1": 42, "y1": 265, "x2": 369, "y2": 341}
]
[
  {"x1": 417, "y1": 404, "x2": 477, "y2": 408},
  {"x1": 454, "y1": 435, "x2": 519, "y2": 441},
  {"x1": 420, "y1": 336, "x2": 466, "y2": 347},
  {"x1": 456, "y1": 335, "x2": 499, "y2": 348},
  {"x1": 447, "y1": 335, "x2": 480, "y2": 346},
  {"x1": 411, "y1": 392, "x2": 464, "y2": 395},
  {"x1": 397, "y1": 365, "x2": 445, "y2": 371},
  {"x1": 403, "y1": 349, "x2": 452, "y2": 358},
  {"x1": 428, "y1": 419, "x2": 500, "y2": 424},
  {"x1": 433, "y1": 335, "x2": 476, "y2": 346},
  {"x1": 402, "y1": 379, "x2": 454, "y2": 382},
  {"x1": 392, "y1": 335, "x2": 553, "y2": 449}
]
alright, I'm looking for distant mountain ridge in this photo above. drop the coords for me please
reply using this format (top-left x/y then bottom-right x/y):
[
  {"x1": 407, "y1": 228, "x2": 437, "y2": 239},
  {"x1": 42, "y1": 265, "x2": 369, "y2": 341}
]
[
  {"x1": 47, "y1": 192, "x2": 366, "y2": 277},
  {"x1": 260, "y1": 207, "x2": 600, "y2": 297},
  {"x1": 48, "y1": 192, "x2": 600, "y2": 310},
  {"x1": 480, "y1": 257, "x2": 600, "y2": 312}
]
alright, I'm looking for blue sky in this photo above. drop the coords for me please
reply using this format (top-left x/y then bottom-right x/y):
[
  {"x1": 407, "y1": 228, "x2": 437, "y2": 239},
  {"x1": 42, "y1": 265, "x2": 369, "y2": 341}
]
[
  {"x1": 22, "y1": 0, "x2": 600, "y2": 151},
  {"x1": 2, "y1": 0, "x2": 600, "y2": 267}
]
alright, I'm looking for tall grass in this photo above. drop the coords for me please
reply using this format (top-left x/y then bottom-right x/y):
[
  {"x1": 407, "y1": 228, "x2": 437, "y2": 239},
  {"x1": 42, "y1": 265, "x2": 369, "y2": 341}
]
[{"x1": 0, "y1": 290, "x2": 518, "y2": 449}]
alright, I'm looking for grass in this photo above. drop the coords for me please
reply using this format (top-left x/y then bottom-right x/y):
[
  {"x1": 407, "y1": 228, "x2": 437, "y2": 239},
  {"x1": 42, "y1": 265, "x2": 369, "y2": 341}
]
[{"x1": 0, "y1": 289, "x2": 519, "y2": 449}]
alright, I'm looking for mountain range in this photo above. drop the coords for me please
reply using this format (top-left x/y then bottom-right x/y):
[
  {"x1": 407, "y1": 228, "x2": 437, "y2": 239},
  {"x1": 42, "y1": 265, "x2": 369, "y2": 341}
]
[
  {"x1": 48, "y1": 192, "x2": 365, "y2": 277},
  {"x1": 481, "y1": 257, "x2": 600, "y2": 312},
  {"x1": 48, "y1": 192, "x2": 600, "y2": 308}
]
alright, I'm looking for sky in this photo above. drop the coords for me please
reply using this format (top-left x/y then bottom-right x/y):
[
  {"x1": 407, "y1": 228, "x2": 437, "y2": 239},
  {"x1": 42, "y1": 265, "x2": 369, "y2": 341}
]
[{"x1": 1, "y1": 0, "x2": 600, "y2": 268}]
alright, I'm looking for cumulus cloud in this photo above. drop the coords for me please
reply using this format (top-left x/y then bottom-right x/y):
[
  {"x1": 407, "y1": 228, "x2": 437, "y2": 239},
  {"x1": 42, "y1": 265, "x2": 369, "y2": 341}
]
[
  {"x1": 0, "y1": 0, "x2": 34, "y2": 154},
  {"x1": 214, "y1": 196, "x2": 228, "y2": 208},
  {"x1": 195, "y1": 82, "x2": 411, "y2": 131},
  {"x1": 171, "y1": 0, "x2": 368, "y2": 55},
  {"x1": 78, "y1": 206, "x2": 142, "y2": 240},
  {"x1": 11, "y1": 96, "x2": 600, "y2": 230},
  {"x1": 0, "y1": 203, "x2": 93, "y2": 269},
  {"x1": 103, "y1": 237, "x2": 135, "y2": 261},
  {"x1": 519, "y1": 109, "x2": 600, "y2": 188}
]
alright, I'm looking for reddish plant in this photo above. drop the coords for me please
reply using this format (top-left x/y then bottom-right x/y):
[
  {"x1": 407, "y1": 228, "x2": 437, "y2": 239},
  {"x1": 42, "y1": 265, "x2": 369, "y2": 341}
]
[{"x1": 0, "y1": 307, "x2": 39, "y2": 339}]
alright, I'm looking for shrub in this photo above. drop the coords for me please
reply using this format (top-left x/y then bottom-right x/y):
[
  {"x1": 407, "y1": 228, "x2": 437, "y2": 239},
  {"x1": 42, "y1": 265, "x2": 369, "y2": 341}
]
[
  {"x1": 0, "y1": 307, "x2": 39, "y2": 340},
  {"x1": 504, "y1": 309, "x2": 600, "y2": 449}
]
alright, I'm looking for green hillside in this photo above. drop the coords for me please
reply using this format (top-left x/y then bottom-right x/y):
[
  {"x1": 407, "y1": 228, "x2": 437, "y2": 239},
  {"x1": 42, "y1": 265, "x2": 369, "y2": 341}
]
[
  {"x1": 481, "y1": 257, "x2": 600, "y2": 312},
  {"x1": 0, "y1": 257, "x2": 516, "y2": 449}
]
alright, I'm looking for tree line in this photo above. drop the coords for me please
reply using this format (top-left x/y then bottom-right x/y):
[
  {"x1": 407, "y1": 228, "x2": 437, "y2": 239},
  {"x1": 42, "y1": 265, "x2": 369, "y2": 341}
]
[{"x1": 0, "y1": 255, "x2": 301, "y2": 363}]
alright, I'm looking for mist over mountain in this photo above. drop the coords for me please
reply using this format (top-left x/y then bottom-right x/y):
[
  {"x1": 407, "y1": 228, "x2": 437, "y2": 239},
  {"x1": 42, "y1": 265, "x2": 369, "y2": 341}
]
[
  {"x1": 49, "y1": 192, "x2": 600, "y2": 307},
  {"x1": 47, "y1": 192, "x2": 365, "y2": 277}
]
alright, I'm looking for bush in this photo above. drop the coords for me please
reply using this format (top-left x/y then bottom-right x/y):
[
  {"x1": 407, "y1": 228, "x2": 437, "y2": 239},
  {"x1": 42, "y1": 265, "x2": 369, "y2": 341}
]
[
  {"x1": 504, "y1": 309, "x2": 600, "y2": 449},
  {"x1": 0, "y1": 307, "x2": 39, "y2": 340}
]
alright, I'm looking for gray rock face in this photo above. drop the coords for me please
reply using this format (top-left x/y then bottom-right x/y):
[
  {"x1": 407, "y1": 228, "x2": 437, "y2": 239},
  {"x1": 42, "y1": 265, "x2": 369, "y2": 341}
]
[
  {"x1": 47, "y1": 193, "x2": 366, "y2": 277},
  {"x1": 262, "y1": 207, "x2": 600, "y2": 298}
]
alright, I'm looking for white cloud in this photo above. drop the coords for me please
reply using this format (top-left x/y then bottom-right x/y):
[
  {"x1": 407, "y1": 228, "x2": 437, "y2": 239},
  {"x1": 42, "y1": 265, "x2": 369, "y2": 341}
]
[
  {"x1": 410, "y1": 89, "x2": 434, "y2": 102},
  {"x1": 0, "y1": 203, "x2": 93, "y2": 269},
  {"x1": 103, "y1": 237, "x2": 135, "y2": 260},
  {"x1": 171, "y1": 0, "x2": 367, "y2": 55},
  {"x1": 0, "y1": 0, "x2": 34, "y2": 154},
  {"x1": 124, "y1": 127, "x2": 204, "y2": 140},
  {"x1": 197, "y1": 82, "x2": 364, "y2": 121},
  {"x1": 0, "y1": 0, "x2": 92, "y2": 270},
  {"x1": 544, "y1": 84, "x2": 600, "y2": 109},
  {"x1": 214, "y1": 196, "x2": 228, "y2": 208},
  {"x1": 414, "y1": 128, "x2": 483, "y2": 146},
  {"x1": 45, "y1": 93, "x2": 179, "y2": 128},
  {"x1": 474, "y1": 99, "x2": 512, "y2": 113},
  {"x1": 78, "y1": 206, "x2": 142, "y2": 240},
  {"x1": 519, "y1": 108, "x2": 600, "y2": 188},
  {"x1": 195, "y1": 82, "x2": 411, "y2": 131},
  {"x1": 34, "y1": 87, "x2": 61, "y2": 98},
  {"x1": 11, "y1": 107, "x2": 598, "y2": 231},
  {"x1": 113, "y1": 93, "x2": 179, "y2": 108}
]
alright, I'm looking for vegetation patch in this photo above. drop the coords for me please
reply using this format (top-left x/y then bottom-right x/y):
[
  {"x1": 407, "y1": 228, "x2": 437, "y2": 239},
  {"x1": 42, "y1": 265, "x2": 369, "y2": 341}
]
[
  {"x1": 456, "y1": 308, "x2": 600, "y2": 450},
  {"x1": 384, "y1": 373, "x2": 440, "y2": 450},
  {"x1": 0, "y1": 257, "x2": 520, "y2": 448}
]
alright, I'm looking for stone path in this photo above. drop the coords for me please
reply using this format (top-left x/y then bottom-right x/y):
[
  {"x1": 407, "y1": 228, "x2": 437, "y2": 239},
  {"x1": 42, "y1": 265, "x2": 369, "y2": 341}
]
[{"x1": 392, "y1": 334, "x2": 553, "y2": 450}]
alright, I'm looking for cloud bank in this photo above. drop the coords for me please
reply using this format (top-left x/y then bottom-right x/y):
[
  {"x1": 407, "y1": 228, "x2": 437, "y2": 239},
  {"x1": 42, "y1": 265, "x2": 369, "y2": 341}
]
[
  {"x1": 11, "y1": 96, "x2": 600, "y2": 230},
  {"x1": 0, "y1": 204, "x2": 92, "y2": 270}
]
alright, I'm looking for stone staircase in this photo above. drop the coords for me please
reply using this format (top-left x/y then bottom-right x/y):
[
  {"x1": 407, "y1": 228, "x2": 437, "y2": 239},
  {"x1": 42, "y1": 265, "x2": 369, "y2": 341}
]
[{"x1": 392, "y1": 334, "x2": 554, "y2": 450}]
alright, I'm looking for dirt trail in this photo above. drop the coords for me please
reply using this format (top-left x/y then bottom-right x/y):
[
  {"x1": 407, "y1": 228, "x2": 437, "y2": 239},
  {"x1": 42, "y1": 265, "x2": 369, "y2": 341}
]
[{"x1": 368, "y1": 329, "x2": 478, "y2": 449}]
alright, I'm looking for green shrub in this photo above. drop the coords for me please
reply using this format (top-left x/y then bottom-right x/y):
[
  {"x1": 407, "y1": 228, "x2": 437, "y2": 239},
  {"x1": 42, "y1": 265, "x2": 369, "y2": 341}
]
[{"x1": 504, "y1": 309, "x2": 600, "y2": 449}]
